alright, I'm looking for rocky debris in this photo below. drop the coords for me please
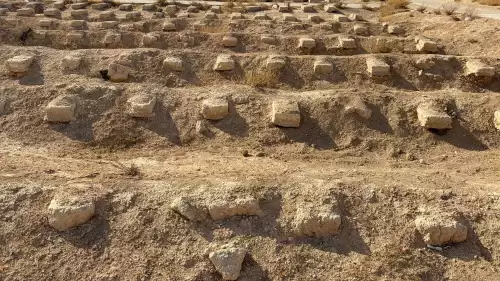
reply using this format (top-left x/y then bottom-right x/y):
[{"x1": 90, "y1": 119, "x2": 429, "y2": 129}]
[
  {"x1": 213, "y1": 54, "x2": 235, "y2": 71},
  {"x1": 494, "y1": 111, "x2": 500, "y2": 130},
  {"x1": 298, "y1": 37, "x2": 316, "y2": 49},
  {"x1": 205, "y1": 11, "x2": 217, "y2": 19},
  {"x1": 62, "y1": 55, "x2": 82, "y2": 70},
  {"x1": 388, "y1": 25, "x2": 405, "y2": 35},
  {"x1": 48, "y1": 196, "x2": 95, "y2": 231},
  {"x1": 283, "y1": 13, "x2": 297, "y2": 22},
  {"x1": 353, "y1": 24, "x2": 368, "y2": 35},
  {"x1": 196, "y1": 119, "x2": 210, "y2": 135},
  {"x1": 164, "y1": 5, "x2": 177, "y2": 15},
  {"x1": 417, "y1": 101, "x2": 452, "y2": 129},
  {"x1": 314, "y1": 59, "x2": 333, "y2": 75},
  {"x1": 324, "y1": 5, "x2": 337, "y2": 13},
  {"x1": 202, "y1": 98, "x2": 229, "y2": 120},
  {"x1": 366, "y1": 57, "x2": 390, "y2": 77},
  {"x1": 126, "y1": 94, "x2": 156, "y2": 118},
  {"x1": 414, "y1": 56, "x2": 435, "y2": 70},
  {"x1": 339, "y1": 36, "x2": 356, "y2": 49},
  {"x1": 266, "y1": 55, "x2": 286, "y2": 71},
  {"x1": 207, "y1": 197, "x2": 263, "y2": 220},
  {"x1": 211, "y1": 6, "x2": 221, "y2": 13},
  {"x1": 163, "y1": 56, "x2": 184, "y2": 71},
  {"x1": 209, "y1": 246, "x2": 247, "y2": 280},
  {"x1": 108, "y1": 62, "x2": 131, "y2": 82},
  {"x1": 230, "y1": 12, "x2": 243, "y2": 20},
  {"x1": 119, "y1": 4, "x2": 133, "y2": 11},
  {"x1": 6, "y1": 55, "x2": 34, "y2": 75},
  {"x1": 44, "y1": 8, "x2": 60, "y2": 17},
  {"x1": 254, "y1": 12, "x2": 269, "y2": 20},
  {"x1": 222, "y1": 35, "x2": 238, "y2": 47},
  {"x1": 45, "y1": 95, "x2": 76, "y2": 123},
  {"x1": 416, "y1": 38, "x2": 438, "y2": 53},
  {"x1": 293, "y1": 200, "x2": 342, "y2": 237},
  {"x1": 271, "y1": 100, "x2": 300, "y2": 128},
  {"x1": 345, "y1": 98, "x2": 372, "y2": 119},
  {"x1": 348, "y1": 13, "x2": 363, "y2": 21},
  {"x1": 16, "y1": 8, "x2": 35, "y2": 17},
  {"x1": 0, "y1": 8, "x2": 7, "y2": 15},
  {"x1": 170, "y1": 196, "x2": 206, "y2": 221},
  {"x1": 162, "y1": 21, "x2": 176, "y2": 31},
  {"x1": 261, "y1": 35, "x2": 277, "y2": 45},
  {"x1": 465, "y1": 60, "x2": 495, "y2": 77},
  {"x1": 415, "y1": 213, "x2": 468, "y2": 245}
]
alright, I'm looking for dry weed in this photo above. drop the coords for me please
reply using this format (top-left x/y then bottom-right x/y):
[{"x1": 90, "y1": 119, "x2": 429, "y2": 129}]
[
  {"x1": 245, "y1": 70, "x2": 279, "y2": 88},
  {"x1": 441, "y1": 3, "x2": 459, "y2": 15},
  {"x1": 387, "y1": 0, "x2": 410, "y2": 8},
  {"x1": 379, "y1": 4, "x2": 396, "y2": 17},
  {"x1": 463, "y1": 6, "x2": 478, "y2": 19},
  {"x1": 416, "y1": 5, "x2": 426, "y2": 12}
]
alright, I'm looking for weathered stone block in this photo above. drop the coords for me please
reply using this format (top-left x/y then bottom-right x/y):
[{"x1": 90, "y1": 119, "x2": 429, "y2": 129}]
[
  {"x1": 283, "y1": 13, "x2": 297, "y2": 21},
  {"x1": 45, "y1": 95, "x2": 76, "y2": 123},
  {"x1": 222, "y1": 35, "x2": 238, "y2": 47},
  {"x1": 266, "y1": 55, "x2": 286, "y2": 71},
  {"x1": 125, "y1": 11, "x2": 141, "y2": 21},
  {"x1": 261, "y1": 35, "x2": 277, "y2": 44},
  {"x1": 6, "y1": 55, "x2": 34, "y2": 74},
  {"x1": 353, "y1": 24, "x2": 368, "y2": 35},
  {"x1": 213, "y1": 55, "x2": 235, "y2": 71},
  {"x1": 277, "y1": 5, "x2": 290, "y2": 12},
  {"x1": 103, "y1": 32, "x2": 121, "y2": 45},
  {"x1": 494, "y1": 111, "x2": 500, "y2": 130},
  {"x1": 92, "y1": 3, "x2": 109, "y2": 10},
  {"x1": 119, "y1": 4, "x2": 133, "y2": 11},
  {"x1": 108, "y1": 62, "x2": 130, "y2": 82},
  {"x1": 271, "y1": 100, "x2": 300, "y2": 127},
  {"x1": 39, "y1": 19, "x2": 54, "y2": 28},
  {"x1": 415, "y1": 214, "x2": 467, "y2": 245},
  {"x1": 348, "y1": 13, "x2": 362, "y2": 21},
  {"x1": 324, "y1": 5, "x2": 337, "y2": 12},
  {"x1": 101, "y1": 21, "x2": 119, "y2": 29},
  {"x1": 170, "y1": 197, "x2": 206, "y2": 221},
  {"x1": 416, "y1": 101, "x2": 452, "y2": 129},
  {"x1": 366, "y1": 57, "x2": 390, "y2": 76},
  {"x1": 465, "y1": 60, "x2": 495, "y2": 77},
  {"x1": 416, "y1": 39, "x2": 438, "y2": 53},
  {"x1": 17, "y1": 8, "x2": 35, "y2": 16},
  {"x1": 162, "y1": 21, "x2": 176, "y2": 31},
  {"x1": 345, "y1": 98, "x2": 372, "y2": 119},
  {"x1": 186, "y1": 5, "x2": 198, "y2": 12},
  {"x1": 339, "y1": 36, "x2": 356, "y2": 49},
  {"x1": 71, "y1": 9, "x2": 88, "y2": 19},
  {"x1": 388, "y1": 25, "x2": 404, "y2": 34},
  {"x1": 163, "y1": 56, "x2": 183, "y2": 71},
  {"x1": 302, "y1": 5, "x2": 315, "y2": 12},
  {"x1": 44, "y1": 8, "x2": 60, "y2": 17},
  {"x1": 205, "y1": 11, "x2": 217, "y2": 19},
  {"x1": 334, "y1": 14, "x2": 349, "y2": 22},
  {"x1": 66, "y1": 31, "x2": 84, "y2": 41},
  {"x1": 62, "y1": 55, "x2": 82, "y2": 70},
  {"x1": 71, "y1": 3, "x2": 87, "y2": 10},
  {"x1": 53, "y1": 1, "x2": 66, "y2": 10},
  {"x1": 246, "y1": 5, "x2": 262, "y2": 12},
  {"x1": 230, "y1": 12, "x2": 243, "y2": 19},
  {"x1": 294, "y1": 205, "x2": 342, "y2": 237},
  {"x1": 298, "y1": 37, "x2": 316, "y2": 49},
  {"x1": 69, "y1": 20, "x2": 86, "y2": 29},
  {"x1": 98, "y1": 11, "x2": 115, "y2": 21},
  {"x1": 207, "y1": 197, "x2": 263, "y2": 220},
  {"x1": 202, "y1": 98, "x2": 229, "y2": 120},
  {"x1": 48, "y1": 196, "x2": 95, "y2": 231},
  {"x1": 209, "y1": 247, "x2": 246, "y2": 281},
  {"x1": 127, "y1": 94, "x2": 156, "y2": 118},
  {"x1": 254, "y1": 12, "x2": 269, "y2": 20},
  {"x1": 142, "y1": 4, "x2": 157, "y2": 11},
  {"x1": 308, "y1": 14, "x2": 322, "y2": 23},
  {"x1": 314, "y1": 59, "x2": 333, "y2": 75}
]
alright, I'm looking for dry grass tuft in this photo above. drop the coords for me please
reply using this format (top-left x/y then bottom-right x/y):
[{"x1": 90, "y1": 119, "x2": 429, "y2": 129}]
[
  {"x1": 441, "y1": 3, "x2": 459, "y2": 15},
  {"x1": 379, "y1": 4, "x2": 396, "y2": 17},
  {"x1": 416, "y1": 5, "x2": 426, "y2": 12},
  {"x1": 245, "y1": 70, "x2": 279, "y2": 88},
  {"x1": 463, "y1": 6, "x2": 478, "y2": 18}
]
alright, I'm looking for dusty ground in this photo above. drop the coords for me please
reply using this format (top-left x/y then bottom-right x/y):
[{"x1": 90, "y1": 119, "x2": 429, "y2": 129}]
[{"x1": 1, "y1": 1, "x2": 500, "y2": 281}]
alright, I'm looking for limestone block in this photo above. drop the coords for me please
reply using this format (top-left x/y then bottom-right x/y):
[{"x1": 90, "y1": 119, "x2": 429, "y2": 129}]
[
  {"x1": 298, "y1": 37, "x2": 316, "y2": 49},
  {"x1": 202, "y1": 98, "x2": 229, "y2": 120},
  {"x1": 415, "y1": 214, "x2": 467, "y2": 245},
  {"x1": 266, "y1": 55, "x2": 286, "y2": 71},
  {"x1": 0, "y1": 8, "x2": 7, "y2": 15},
  {"x1": 162, "y1": 21, "x2": 176, "y2": 31},
  {"x1": 294, "y1": 204, "x2": 342, "y2": 237},
  {"x1": 170, "y1": 197, "x2": 206, "y2": 221},
  {"x1": 108, "y1": 62, "x2": 130, "y2": 82},
  {"x1": 348, "y1": 13, "x2": 362, "y2": 21},
  {"x1": 66, "y1": 32, "x2": 84, "y2": 41},
  {"x1": 494, "y1": 111, "x2": 500, "y2": 130},
  {"x1": 62, "y1": 55, "x2": 82, "y2": 70},
  {"x1": 339, "y1": 36, "x2": 356, "y2": 49},
  {"x1": 416, "y1": 39, "x2": 438, "y2": 53},
  {"x1": 283, "y1": 13, "x2": 297, "y2": 21},
  {"x1": 45, "y1": 95, "x2": 76, "y2": 123},
  {"x1": 186, "y1": 5, "x2": 198, "y2": 12},
  {"x1": 302, "y1": 5, "x2": 315, "y2": 12},
  {"x1": 17, "y1": 8, "x2": 35, "y2": 16},
  {"x1": 48, "y1": 196, "x2": 95, "y2": 231},
  {"x1": 44, "y1": 8, "x2": 60, "y2": 17},
  {"x1": 230, "y1": 12, "x2": 243, "y2": 20},
  {"x1": 465, "y1": 60, "x2": 495, "y2": 77},
  {"x1": 119, "y1": 4, "x2": 133, "y2": 11},
  {"x1": 126, "y1": 94, "x2": 156, "y2": 118},
  {"x1": 213, "y1": 55, "x2": 235, "y2": 71},
  {"x1": 261, "y1": 35, "x2": 277, "y2": 44},
  {"x1": 70, "y1": 20, "x2": 86, "y2": 29},
  {"x1": 71, "y1": 9, "x2": 88, "y2": 19},
  {"x1": 98, "y1": 11, "x2": 115, "y2": 21},
  {"x1": 26, "y1": 2, "x2": 44, "y2": 14},
  {"x1": 334, "y1": 14, "x2": 349, "y2": 22},
  {"x1": 177, "y1": 12, "x2": 189, "y2": 18},
  {"x1": 271, "y1": 100, "x2": 300, "y2": 127},
  {"x1": 222, "y1": 35, "x2": 238, "y2": 47},
  {"x1": 366, "y1": 57, "x2": 390, "y2": 77},
  {"x1": 71, "y1": 3, "x2": 87, "y2": 10},
  {"x1": 207, "y1": 197, "x2": 263, "y2": 220},
  {"x1": 209, "y1": 247, "x2": 246, "y2": 281},
  {"x1": 92, "y1": 3, "x2": 110, "y2": 10},
  {"x1": 164, "y1": 5, "x2": 177, "y2": 15},
  {"x1": 246, "y1": 5, "x2": 262, "y2": 12},
  {"x1": 388, "y1": 25, "x2": 404, "y2": 34},
  {"x1": 142, "y1": 4, "x2": 157, "y2": 11},
  {"x1": 415, "y1": 56, "x2": 435, "y2": 70},
  {"x1": 101, "y1": 21, "x2": 119, "y2": 29},
  {"x1": 416, "y1": 101, "x2": 452, "y2": 129},
  {"x1": 324, "y1": 5, "x2": 337, "y2": 12},
  {"x1": 310, "y1": 0, "x2": 323, "y2": 2},
  {"x1": 211, "y1": 5, "x2": 221, "y2": 13},
  {"x1": 143, "y1": 33, "x2": 159, "y2": 46},
  {"x1": 163, "y1": 56, "x2": 184, "y2": 71},
  {"x1": 125, "y1": 11, "x2": 142, "y2": 21},
  {"x1": 103, "y1": 32, "x2": 121, "y2": 45},
  {"x1": 314, "y1": 59, "x2": 333, "y2": 75},
  {"x1": 6, "y1": 55, "x2": 34, "y2": 74},
  {"x1": 53, "y1": 1, "x2": 66, "y2": 10},
  {"x1": 254, "y1": 12, "x2": 269, "y2": 20},
  {"x1": 308, "y1": 14, "x2": 322, "y2": 23},
  {"x1": 205, "y1": 11, "x2": 217, "y2": 19},
  {"x1": 39, "y1": 19, "x2": 54, "y2": 28},
  {"x1": 277, "y1": 5, "x2": 290, "y2": 12},
  {"x1": 353, "y1": 24, "x2": 368, "y2": 35}
]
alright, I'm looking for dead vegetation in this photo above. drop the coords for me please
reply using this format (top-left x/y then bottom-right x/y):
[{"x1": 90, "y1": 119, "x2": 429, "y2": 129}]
[
  {"x1": 463, "y1": 6, "x2": 478, "y2": 19},
  {"x1": 244, "y1": 70, "x2": 279, "y2": 88},
  {"x1": 441, "y1": 3, "x2": 459, "y2": 15},
  {"x1": 387, "y1": 0, "x2": 410, "y2": 9}
]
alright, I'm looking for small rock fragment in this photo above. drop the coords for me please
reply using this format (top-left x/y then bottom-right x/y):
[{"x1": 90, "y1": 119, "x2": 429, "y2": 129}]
[
  {"x1": 222, "y1": 35, "x2": 238, "y2": 47},
  {"x1": 417, "y1": 101, "x2": 452, "y2": 129},
  {"x1": 163, "y1": 56, "x2": 184, "y2": 71},
  {"x1": 465, "y1": 60, "x2": 495, "y2": 77},
  {"x1": 48, "y1": 196, "x2": 95, "y2": 231},
  {"x1": 202, "y1": 98, "x2": 229, "y2": 120},
  {"x1": 126, "y1": 94, "x2": 156, "y2": 118},
  {"x1": 213, "y1": 54, "x2": 235, "y2": 71},
  {"x1": 62, "y1": 55, "x2": 82, "y2": 70},
  {"x1": 366, "y1": 57, "x2": 390, "y2": 77},
  {"x1": 271, "y1": 100, "x2": 300, "y2": 128},
  {"x1": 45, "y1": 95, "x2": 76, "y2": 123},
  {"x1": 209, "y1": 246, "x2": 246, "y2": 281},
  {"x1": 6, "y1": 55, "x2": 34, "y2": 75},
  {"x1": 170, "y1": 197, "x2": 206, "y2": 221},
  {"x1": 415, "y1": 213, "x2": 468, "y2": 245}
]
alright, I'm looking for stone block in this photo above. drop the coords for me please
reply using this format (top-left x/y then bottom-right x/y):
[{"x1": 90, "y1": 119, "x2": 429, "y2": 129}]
[
  {"x1": 39, "y1": 19, "x2": 54, "y2": 28},
  {"x1": 298, "y1": 37, "x2": 316, "y2": 49},
  {"x1": 271, "y1": 100, "x2": 300, "y2": 127},
  {"x1": 16, "y1": 8, "x2": 35, "y2": 16},
  {"x1": 324, "y1": 5, "x2": 337, "y2": 12},
  {"x1": 142, "y1": 4, "x2": 157, "y2": 11},
  {"x1": 254, "y1": 12, "x2": 269, "y2": 20},
  {"x1": 162, "y1": 21, "x2": 176, "y2": 31},
  {"x1": 163, "y1": 56, "x2": 184, "y2": 71},
  {"x1": 211, "y1": 6, "x2": 221, "y2": 13},
  {"x1": 98, "y1": 11, "x2": 115, "y2": 21},
  {"x1": 53, "y1": 1, "x2": 66, "y2": 10},
  {"x1": 353, "y1": 24, "x2": 368, "y2": 35},
  {"x1": 277, "y1": 5, "x2": 290, "y2": 12},
  {"x1": 283, "y1": 13, "x2": 297, "y2": 21},
  {"x1": 388, "y1": 25, "x2": 404, "y2": 34},
  {"x1": 246, "y1": 5, "x2": 262, "y2": 12},
  {"x1": 143, "y1": 33, "x2": 159, "y2": 46},
  {"x1": 69, "y1": 20, "x2": 86, "y2": 29},
  {"x1": 186, "y1": 5, "x2": 198, "y2": 12},
  {"x1": 202, "y1": 98, "x2": 229, "y2": 120},
  {"x1": 261, "y1": 35, "x2": 277, "y2": 44},
  {"x1": 294, "y1": 204, "x2": 342, "y2": 237},
  {"x1": 62, "y1": 55, "x2": 82, "y2": 70},
  {"x1": 119, "y1": 4, "x2": 133, "y2": 11},
  {"x1": 71, "y1": 3, "x2": 87, "y2": 10},
  {"x1": 103, "y1": 32, "x2": 121, "y2": 45},
  {"x1": 66, "y1": 32, "x2": 84, "y2": 41},
  {"x1": 0, "y1": 8, "x2": 7, "y2": 15},
  {"x1": 71, "y1": 9, "x2": 88, "y2": 19},
  {"x1": 334, "y1": 14, "x2": 349, "y2": 22},
  {"x1": 26, "y1": 2, "x2": 44, "y2": 13},
  {"x1": 45, "y1": 95, "x2": 76, "y2": 123},
  {"x1": 213, "y1": 55, "x2": 235, "y2": 71},
  {"x1": 108, "y1": 62, "x2": 130, "y2": 82},
  {"x1": 302, "y1": 5, "x2": 315, "y2": 12},
  {"x1": 415, "y1": 213, "x2": 467, "y2": 245},
  {"x1": 126, "y1": 94, "x2": 156, "y2": 118},
  {"x1": 205, "y1": 11, "x2": 217, "y2": 19},
  {"x1": 348, "y1": 13, "x2": 362, "y2": 21},
  {"x1": 416, "y1": 101, "x2": 452, "y2": 129},
  {"x1": 101, "y1": 21, "x2": 119, "y2": 29},
  {"x1": 494, "y1": 111, "x2": 500, "y2": 130},
  {"x1": 416, "y1": 39, "x2": 438, "y2": 53},
  {"x1": 230, "y1": 12, "x2": 243, "y2": 20},
  {"x1": 48, "y1": 196, "x2": 95, "y2": 231},
  {"x1": 44, "y1": 8, "x2": 60, "y2": 17},
  {"x1": 92, "y1": 3, "x2": 110, "y2": 10},
  {"x1": 125, "y1": 11, "x2": 141, "y2": 21},
  {"x1": 170, "y1": 197, "x2": 206, "y2": 221},
  {"x1": 314, "y1": 59, "x2": 333, "y2": 75},
  {"x1": 209, "y1": 246, "x2": 246, "y2": 281},
  {"x1": 222, "y1": 35, "x2": 238, "y2": 47},
  {"x1": 266, "y1": 55, "x2": 286, "y2": 71},
  {"x1": 164, "y1": 5, "x2": 177, "y2": 15},
  {"x1": 339, "y1": 36, "x2": 356, "y2": 49},
  {"x1": 465, "y1": 60, "x2": 495, "y2": 77},
  {"x1": 6, "y1": 55, "x2": 34, "y2": 74},
  {"x1": 366, "y1": 57, "x2": 390, "y2": 77},
  {"x1": 308, "y1": 14, "x2": 322, "y2": 23},
  {"x1": 207, "y1": 197, "x2": 263, "y2": 220}
]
